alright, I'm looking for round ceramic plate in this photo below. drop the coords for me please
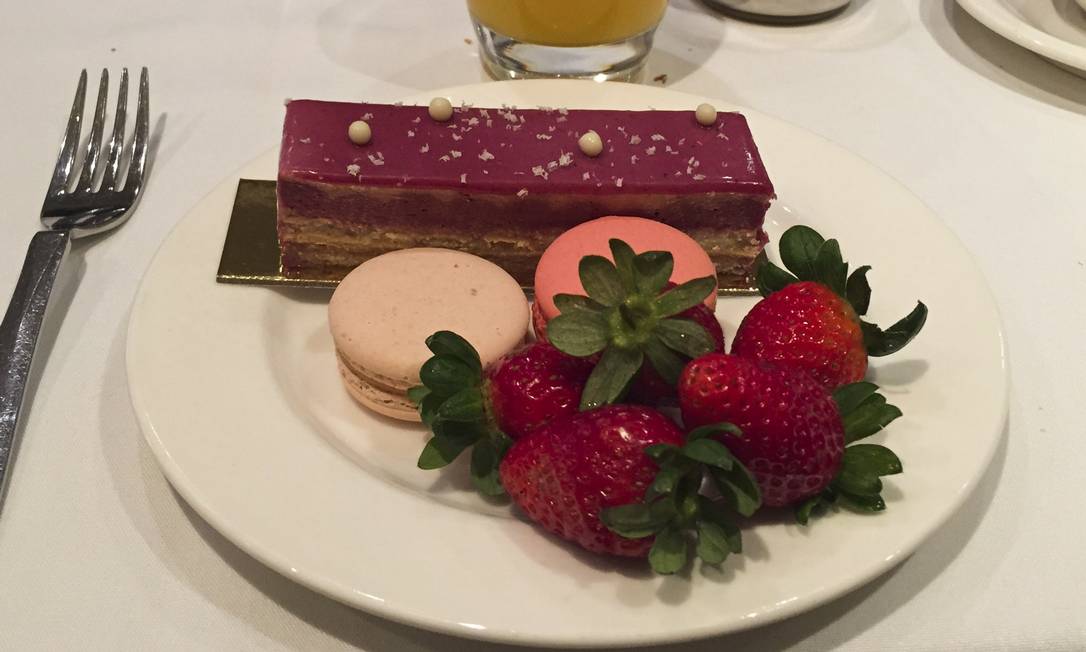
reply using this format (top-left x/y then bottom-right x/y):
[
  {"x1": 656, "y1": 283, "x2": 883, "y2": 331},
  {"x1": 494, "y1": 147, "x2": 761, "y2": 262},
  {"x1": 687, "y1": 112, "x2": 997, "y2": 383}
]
[
  {"x1": 127, "y1": 81, "x2": 1007, "y2": 648},
  {"x1": 956, "y1": 0, "x2": 1086, "y2": 77}
]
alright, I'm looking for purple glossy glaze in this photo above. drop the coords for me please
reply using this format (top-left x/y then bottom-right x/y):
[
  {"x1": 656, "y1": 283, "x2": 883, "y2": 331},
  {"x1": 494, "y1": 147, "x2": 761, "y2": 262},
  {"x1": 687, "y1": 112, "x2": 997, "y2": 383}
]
[{"x1": 279, "y1": 100, "x2": 774, "y2": 196}]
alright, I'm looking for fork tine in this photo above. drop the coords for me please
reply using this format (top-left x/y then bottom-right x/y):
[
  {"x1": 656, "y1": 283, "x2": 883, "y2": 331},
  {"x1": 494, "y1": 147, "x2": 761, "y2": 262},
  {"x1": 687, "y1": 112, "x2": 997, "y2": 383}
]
[
  {"x1": 99, "y1": 68, "x2": 128, "y2": 192},
  {"x1": 74, "y1": 70, "x2": 109, "y2": 193},
  {"x1": 123, "y1": 67, "x2": 149, "y2": 194},
  {"x1": 48, "y1": 70, "x2": 87, "y2": 195}
]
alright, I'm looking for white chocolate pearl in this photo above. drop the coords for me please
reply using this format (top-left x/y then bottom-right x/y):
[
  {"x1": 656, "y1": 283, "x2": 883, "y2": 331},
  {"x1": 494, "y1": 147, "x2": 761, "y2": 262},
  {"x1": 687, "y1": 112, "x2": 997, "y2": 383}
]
[
  {"x1": 578, "y1": 130, "x2": 604, "y2": 158},
  {"x1": 428, "y1": 97, "x2": 454, "y2": 122},
  {"x1": 695, "y1": 103, "x2": 718, "y2": 126},
  {"x1": 347, "y1": 120, "x2": 372, "y2": 145}
]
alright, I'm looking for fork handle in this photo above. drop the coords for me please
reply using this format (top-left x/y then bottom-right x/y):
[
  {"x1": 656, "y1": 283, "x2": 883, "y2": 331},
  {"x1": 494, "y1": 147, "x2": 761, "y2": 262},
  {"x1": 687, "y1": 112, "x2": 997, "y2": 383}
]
[{"x1": 0, "y1": 230, "x2": 71, "y2": 511}]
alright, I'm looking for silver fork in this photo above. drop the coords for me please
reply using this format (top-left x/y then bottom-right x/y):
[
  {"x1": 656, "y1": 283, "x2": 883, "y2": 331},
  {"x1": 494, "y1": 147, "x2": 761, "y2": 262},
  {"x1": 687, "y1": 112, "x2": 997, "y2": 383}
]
[{"x1": 0, "y1": 68, "x2": 150, "y2": 513}]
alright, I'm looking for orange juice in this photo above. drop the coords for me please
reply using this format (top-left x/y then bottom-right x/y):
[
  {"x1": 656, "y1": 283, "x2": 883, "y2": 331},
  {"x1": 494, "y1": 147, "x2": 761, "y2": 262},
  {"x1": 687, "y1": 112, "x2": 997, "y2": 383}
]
[{"x1": 467, "y1": 0, "x2": 668, "y2": 47}]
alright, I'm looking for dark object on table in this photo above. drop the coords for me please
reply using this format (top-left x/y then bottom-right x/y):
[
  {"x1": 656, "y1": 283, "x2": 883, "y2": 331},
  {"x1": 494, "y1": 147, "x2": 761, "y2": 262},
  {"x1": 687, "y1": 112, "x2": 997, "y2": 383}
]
[{"x1": 701, "y1": 0, "x2": 851, "y2": 24}]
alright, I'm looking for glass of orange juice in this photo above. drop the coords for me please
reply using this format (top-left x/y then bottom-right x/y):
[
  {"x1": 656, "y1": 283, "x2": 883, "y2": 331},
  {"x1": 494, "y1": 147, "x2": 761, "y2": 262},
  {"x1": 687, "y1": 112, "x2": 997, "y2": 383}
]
[{"x1": 467, "y1": 0, "x2": 668, "y2": 82}]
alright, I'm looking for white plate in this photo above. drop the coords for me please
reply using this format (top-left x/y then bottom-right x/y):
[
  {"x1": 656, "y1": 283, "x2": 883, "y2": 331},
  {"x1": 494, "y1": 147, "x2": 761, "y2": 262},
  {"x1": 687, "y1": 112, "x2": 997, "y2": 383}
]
[
  {"x1": 957, "y1": 0, "x2": 1086, "y2": 77},
  {"x1": 127, "y1": 80, "x2": 1007, "y2": 648}
]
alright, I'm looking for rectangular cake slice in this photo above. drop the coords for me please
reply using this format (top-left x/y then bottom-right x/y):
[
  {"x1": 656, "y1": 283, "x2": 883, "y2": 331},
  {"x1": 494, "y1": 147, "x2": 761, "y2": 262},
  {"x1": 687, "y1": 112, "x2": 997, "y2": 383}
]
[{"x1": 277, "y1": 100, "x2": 774, "y2": 288}]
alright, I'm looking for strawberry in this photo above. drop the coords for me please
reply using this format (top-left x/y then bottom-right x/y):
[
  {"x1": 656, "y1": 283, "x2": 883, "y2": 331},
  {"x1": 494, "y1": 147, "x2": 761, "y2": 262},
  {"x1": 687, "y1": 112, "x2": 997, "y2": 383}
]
[
  {"x1": 500, "y1": 406, "x2": 684, "y2": 558},
  {"x1": 486, "y1": 340, "x2": 595, "y2": 439},
  {"x1": 732, "y1": 281, "x2": 867, "y2": 388},
  {"x1": 679, "y1": 353, "x2": 904, "y2": 514},
  {"x1": 732, "y1": 225, "x2": 928, "y2": 390},
  {"x1": 409, "y1": 332, "x2": 592, "y2": 496},
  {"x1": 501, "y1": 405, "x2": 761, "y2": 573},
  {"x1": 545, "y1": 238, "x2": 721, "y2": 410}
]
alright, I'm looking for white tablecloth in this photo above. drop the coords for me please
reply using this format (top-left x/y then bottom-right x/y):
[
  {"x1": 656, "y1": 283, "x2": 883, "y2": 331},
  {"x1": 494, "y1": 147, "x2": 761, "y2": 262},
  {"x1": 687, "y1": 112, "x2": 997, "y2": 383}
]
[{"x1": 1, "y1": 1, "x2": 1084, "y2": 649}]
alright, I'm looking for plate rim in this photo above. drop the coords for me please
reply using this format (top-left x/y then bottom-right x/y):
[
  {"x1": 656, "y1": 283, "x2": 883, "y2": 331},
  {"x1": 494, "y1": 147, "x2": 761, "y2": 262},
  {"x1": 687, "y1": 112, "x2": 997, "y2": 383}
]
[
  {"x1": 126, "y1": 79, "x2": 1009, "y2": 648},
  {"x1": 956, "y1": 0, "x2": 1086, "y2": 72}
]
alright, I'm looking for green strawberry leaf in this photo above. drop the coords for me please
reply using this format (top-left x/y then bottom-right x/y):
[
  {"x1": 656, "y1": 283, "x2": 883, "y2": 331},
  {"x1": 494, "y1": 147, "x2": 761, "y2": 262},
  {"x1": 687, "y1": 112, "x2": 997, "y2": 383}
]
[
  {"x1": 644, "y1": 336, "x2": 686, "y2": 387},
  {"x1": 418, "y1": 391, "x2": 444, "y2": 426},
  {"x1": 470, "y1": 438, "x2": 505, "y2": 496},
  {"x1": 419, "y1": 355, "x2": 480, "y2": 395},
  {"x1": 417, "y1": 437, "x2": 459, "y2": 470},
  {"x1": 794, "y1": 488, "x2": 838, "y2": 525},
  {"x1": 843, "y1": 444, "x2": 903, "y2": 476},
  {"x1": 648, "y1": 465, "x2": 686, "y2": 498},
  {"x1": 843, "y1": 392, "x2": 903, "y2": 443},
  {"x1": 814, "y1": 238, "x2": 848, "y2": 297},
  {"x1": 601, "y1": 497, "x2": 677, "y2": 539},
  {"x1": 434, "y1": 388, "x2": 485, "y2": 422},
  {"x1": 406, "y1": 385, "x2": 430, "y2": 407},
  {"x1": 579, "y1": 346, "x2": 643, "y2": 410},
  {"x1": 862, "y1": 301, "x2": 928, "y2": 357},
  {"x1": 417, "y1": 422, "x2": 482, "y2": 469},
  {"x1": 709, "y1": 465, "x2": 762, "y2": 518},
  {"x1": 804, "y1": 442, "x2": 903, "y2": 524},
  {"x1": 687, "y1": 422, "x2": 743, "y2": 441},
  {"x1": 681, "y1": 438, "x2": 736, "y2": 471},
  {"x1": 578, "y1": 255, "x2": 626, "y2": 307},
  {"x1": 779, "y1": 225, "x2": 825, "y2": 281},
  {"x1": 644, "y1": 443, "x2": 681, "y2": 463},
  {"x1": 832, "y1": 382, "x2": 879, "y2": 416},
  {"x1": 609, "y1": 239, "x2": 638, "y2": 293},
  {"x1": 553, "y1": 293, "x2": 607, "y2": 315},
  {"x1": 648, "y1": 525, "x2": 688, "y2": 575},
  {"x1": 424, "y1": 331, "x2": 482, "y2": 374},
  {"x1": 633, "y1": 251, "x2": 674, "y2": 296},
  {"x1": 547, "y1": 310, "x2": 610, "y2": 357},
  {"x1": 655, "y1": 317, "x2": 715, "y2": 359},
  {"x1": 756, "y1": 260, "x2": 798, "y2": 297},
  {"x1": 846, "y1": 265, "x2": 872, "y2": 316},
  {"x1": 653, "y1": 276, "x2": 717, "y2": 318},
  {"x1": 699, "y1": 498, "x2": 743, "y2": 553},
  {"x1": 794, "y1": 494, "x2": 824, "y2": 525},
  {"x1": 839, "y1": 491, "x2": 886, "y2": 513},
  {"x1": 695, "y1": 520, "x2": 731, "y2": 565},
  {"x1": 834, "y1": 467, "x2": 883, "y2": 497}
]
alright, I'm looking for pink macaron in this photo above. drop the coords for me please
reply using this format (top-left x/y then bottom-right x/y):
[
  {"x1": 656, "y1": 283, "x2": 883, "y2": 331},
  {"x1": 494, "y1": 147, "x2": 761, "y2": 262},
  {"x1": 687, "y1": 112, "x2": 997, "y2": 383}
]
[
  {"x1": 329, "y1": 248, "x2": 530, "y2": 421},
  {"x1": 533, "y1": 216, "x2": 718, "y2": 338}
]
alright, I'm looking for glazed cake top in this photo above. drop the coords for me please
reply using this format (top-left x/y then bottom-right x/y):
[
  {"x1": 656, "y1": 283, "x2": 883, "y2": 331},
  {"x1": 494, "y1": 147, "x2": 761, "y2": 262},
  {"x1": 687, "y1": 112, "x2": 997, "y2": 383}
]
[{"x1": 280, "y1": 99, "x2": 774, "y2": 196}]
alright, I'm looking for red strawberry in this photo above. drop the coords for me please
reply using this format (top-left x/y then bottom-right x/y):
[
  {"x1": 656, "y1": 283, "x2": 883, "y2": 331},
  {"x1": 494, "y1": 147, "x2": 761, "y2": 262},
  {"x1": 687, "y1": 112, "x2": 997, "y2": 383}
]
[
  {"x1": 499, "y1": 405, "x2": 685, "y2": 557},
  {"x1": 486, "y1": 341, "x2": 595, "y2": 439},
  {"x1": 736, "y1": 225, "x2": 927, "y2": 390},
  {"x1": 679, "y1": 353, "x2": 844, "y2": 507},
  {"x1": 732, "y1": 281, "x2": 867, "y2": 389},
  {"x1": 411, "y1": 332, "x2": 592, "y2": 496}
]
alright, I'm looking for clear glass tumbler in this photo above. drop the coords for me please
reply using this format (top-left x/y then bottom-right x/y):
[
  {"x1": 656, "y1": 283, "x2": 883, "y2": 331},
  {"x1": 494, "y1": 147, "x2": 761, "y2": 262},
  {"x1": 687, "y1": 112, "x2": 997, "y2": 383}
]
[{"x1": 467, "y1": 0, "x2": 669, "y2": 82}]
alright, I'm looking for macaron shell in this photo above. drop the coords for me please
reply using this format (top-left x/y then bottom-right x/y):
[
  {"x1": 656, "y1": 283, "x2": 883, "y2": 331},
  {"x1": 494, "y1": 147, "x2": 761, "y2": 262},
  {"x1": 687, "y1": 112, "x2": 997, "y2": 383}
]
[
  {"x1": 329, "y1": 248, "x2": 529, "y2": 394},
  {"x1": 337, "y1": 357, "x2": 420, "y2": 421},
  {"x1": 534, "y1": 216, "x2": 719, "y2": 322}
]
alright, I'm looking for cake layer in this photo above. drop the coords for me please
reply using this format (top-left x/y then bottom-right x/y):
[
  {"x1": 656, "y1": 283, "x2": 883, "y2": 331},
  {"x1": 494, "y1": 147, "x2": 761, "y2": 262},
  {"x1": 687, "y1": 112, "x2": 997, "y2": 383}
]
[
  {"x1": 278, "y1": 100, "x2": 774, "y2": 288},
  {"x1": 279, "y1": 208, "x2": 766, "y2": 287}
]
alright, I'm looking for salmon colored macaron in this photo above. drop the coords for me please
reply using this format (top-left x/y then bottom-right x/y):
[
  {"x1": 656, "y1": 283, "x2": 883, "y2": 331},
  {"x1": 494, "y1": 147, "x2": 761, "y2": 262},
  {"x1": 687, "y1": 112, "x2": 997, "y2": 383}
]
[
  {"x1": 329, "y1": 248, "x2": 529, "y2": 421},
  {"x1": 533, "y1": 216, "x2": 718, "y2": 337}
]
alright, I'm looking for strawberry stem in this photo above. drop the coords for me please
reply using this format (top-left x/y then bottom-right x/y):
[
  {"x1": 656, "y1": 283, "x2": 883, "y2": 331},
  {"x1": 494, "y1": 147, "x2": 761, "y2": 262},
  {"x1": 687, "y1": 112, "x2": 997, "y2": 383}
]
[
  {"x1": 548, "y1": 239, "x2": 719, "y2": 410},
  {"x1": 797, "y1": 383, "x2": 905, "y2": 524},
  {"x1": 411, "y1": 331, "x2": 511, "y2": 496}
]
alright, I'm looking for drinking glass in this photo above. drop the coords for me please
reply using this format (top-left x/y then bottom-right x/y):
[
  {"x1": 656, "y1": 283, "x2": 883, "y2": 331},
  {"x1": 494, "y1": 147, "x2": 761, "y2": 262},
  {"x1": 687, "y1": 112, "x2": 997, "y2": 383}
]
[{"x1": 467, "y1": 0, "x2": 668, "y2": 82}]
